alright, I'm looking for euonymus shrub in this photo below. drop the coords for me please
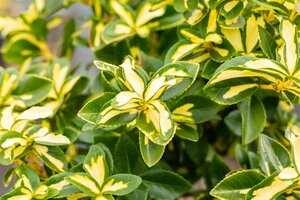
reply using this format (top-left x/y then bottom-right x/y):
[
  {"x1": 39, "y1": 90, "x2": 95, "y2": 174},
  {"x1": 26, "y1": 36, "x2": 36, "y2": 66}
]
[{"x1": 1, "y1": 0, "x2": 300, "y2": 199}]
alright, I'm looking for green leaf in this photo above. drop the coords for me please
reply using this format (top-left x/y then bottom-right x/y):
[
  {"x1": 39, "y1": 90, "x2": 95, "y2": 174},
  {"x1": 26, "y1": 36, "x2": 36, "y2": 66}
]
[
  {"x1": 240, "y1": 96, "x2": 266, "y2": 145},
  {"x1": 210, "y1": 170, "x2": 265, "y2": 200},
  {"x1": 164, "y1": 40, "x2": 200, "y2": 63},
  {"x1": 16, "y1": 165, "x2": 41, "y2": 190},
  {"x1": 114, "y1": 133, "x2": 139, "y2": 173},
  {"x1": 102, "y1": 174, "x2": 142, "y2": 196},
  {"x1": 224, "y1": 110, "x2": 242, "y2": 136},
  {"x1": 174, "y1": 0, "x2": 198, "y2": 12},
  {"x1": 175, "y1": 123, "x2": 199, "y2": 142},
  {"x1": 124, "y1": 184, "x2": 148, "y2": 200},
  {"x1": 78, "y1": 93, "x2": 115, "y2": 124},
  {"x1": 259, "y1": 134, "x2": 291, "y2": 175},
  {"x1": 258, "y1": 26, "x2": 277, "y2": 60},
  {"x1": 139, "y1": 133, "x2": 165, "y2": 167},
  {"x1": 12, "y1": 75, "x2": 53, "y2": 107},
  {"x1": 141, "y1": 170, "x2": 191, "y2": 200}
]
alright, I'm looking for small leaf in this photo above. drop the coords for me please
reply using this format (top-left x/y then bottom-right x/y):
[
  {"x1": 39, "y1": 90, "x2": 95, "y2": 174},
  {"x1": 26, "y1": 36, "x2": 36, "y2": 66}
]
[
  {"x1": 102, "y1": 174, "x2": 142, "y2": 196},
  {"x1": 258, "y1": 26, "x2": 277, "y2": 60},
  {"x1": 139, "y1": 133, "x2": 165, "y2": 167},
  {"x1": 240, "y1": 96, "x2": 266, "y2": 145}
]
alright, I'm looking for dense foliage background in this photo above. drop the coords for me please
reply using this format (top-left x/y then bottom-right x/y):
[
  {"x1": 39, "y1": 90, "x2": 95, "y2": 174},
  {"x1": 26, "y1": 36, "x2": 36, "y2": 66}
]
[{"x1": 1, "y1": 0, "x2": 300, "y2": 199}]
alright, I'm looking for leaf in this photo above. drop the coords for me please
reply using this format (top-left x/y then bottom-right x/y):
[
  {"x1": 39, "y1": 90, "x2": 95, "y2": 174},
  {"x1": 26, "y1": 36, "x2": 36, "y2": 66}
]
[
  {"x1": 136, "y1": 100, "x2": 174, "y2": 145},
  {"x1": 259, "y1": 134, "x2": 291, "y2": 175},
  {"x1": 246, "y1": 172, "x2": 296, "y2": 200},
  {"x1": 240, "y1": 96, "x2": 266, "y2": 145},
  {"x1": 34, "y1": 133, "x2": 70, "y2": 146},
  {"x1": 141, "y1": 170, "x2": 191, "y2": 200},
  {"x1": 258, "y1": 26, "x2": 277, "y2": 60},
  {"x1": 144, "y1": 61, "x2": 199, "y2": 101},
  {"x1": 210, "y1": 170, "x2": 265, "y2": 200},
  {"x1": 66, "y1": 173, "x2": 101, "y2": 197},
  {"x1": 34, "y1": 145, "x2": 68, "y2": 172},
  {"x1": 102, "y1": 20, "x2": 134, "y2": 45},
  {"x1": 16, "y1": 165, "x2": 41, "y2": 190},
  {"x1": 16, "y1": 106, "x2": 53, "y2": 121},
  {"x1": 102, "y1": 174, "x2": 142, "y2": 196},
  {"x1": 110, "y1": 0, "x2": 135, "y2": 27},
  {"x1": 135, "y1": 1, "x2": 165, "y2": 27},
  {"x1": 174, "y1": 0, "x2": 198, "y2": 12},
  {"x1": 12, "y1": 75, "x2": 53, "y2": 107},
  {"x1": 83, "y1": 144, "x2": 107, "y2": 186},
  {"x1": 175, "y1": 123, "x2": 199, "y2": 142},
  {"x1": 279, "y1": 19, "x2": 299, "y2": 74},
  {"x1": 164, "y1": 40, "x2": 200, "y2": 63},
  {"x1": 171, "y1": 95, "x2": 222, "y2": 123},
  {"x1": 114, "y1": 133, "x2": 139, "y2": 173},
  {"x1": 124, "y1": 184, "x2": 148, "y2": 200},
  {"x1": 224, "y1": 110, "x2": 242, "y2": 136},
  {"x1": 78, "y1": 93, "x2": 115, "y2": 124},
  {"x1": 139, "y1": 133, "x2": 165, "y2": 167}
]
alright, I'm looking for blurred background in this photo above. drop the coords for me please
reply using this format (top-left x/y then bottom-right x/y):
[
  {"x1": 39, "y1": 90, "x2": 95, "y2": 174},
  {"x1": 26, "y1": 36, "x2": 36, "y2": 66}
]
[{"x1": 0, "y1": 0, "x2": 300, "y2": 196}]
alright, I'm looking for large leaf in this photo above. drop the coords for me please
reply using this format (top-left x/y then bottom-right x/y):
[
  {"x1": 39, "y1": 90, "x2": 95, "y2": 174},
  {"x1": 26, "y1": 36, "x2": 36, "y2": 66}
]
[
  {"x1": 240, "y1": 96, "x2": 266, "y2": 145},
  {"x1": 141, "y1": 170, "x2": 191, "y2": 200},
  {"x1": 210, "y1": 170, "x2": 265, "y2": 200}
]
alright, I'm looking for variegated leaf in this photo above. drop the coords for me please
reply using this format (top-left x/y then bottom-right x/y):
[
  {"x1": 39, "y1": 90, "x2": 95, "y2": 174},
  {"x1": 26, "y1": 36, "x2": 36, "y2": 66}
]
[
  {"x1": 102, "y1": 20, "x2": 134, "y2": 45},
  {"x1": 34, "y1": 145, "x2": 68, "y2": 172},
  {"x1": 136, "y1": 1, "x2": 165, "y2": 27},
  {"x1": 34, "y1": 133, "x2": 70, "y2": 146},
  {"x1": 66, "y1": 173, "x2": 101, "y2": 197},
  {"x1": 83, "y1": 145, "x2": 108, "y2": 186},
  {"x1": 246, "y1": 172, "x2": 296, "y2": 200},
  {"x1": 102, "y1": 174, "x2": 142, "y2": 196},
  {"x1": 110, "y1": 0, "x2": 135, "y2": 27},
  {"x1": 144, "y1": 62, "x2": 199, "y2": 101},
  {"x1": 136, "y1": 100, "x2": 174, "y2": 145}
]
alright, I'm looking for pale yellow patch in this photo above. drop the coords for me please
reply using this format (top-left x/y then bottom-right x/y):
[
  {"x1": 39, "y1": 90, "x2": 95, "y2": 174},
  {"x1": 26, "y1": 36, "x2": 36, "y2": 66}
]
[
  {"x1": 171, "y1": 43, "x2": 199, "y2": 62},
  {"x1": 61, "y1": 76, "x2": 80, "y2": 96},
  {"x1": 1, "y1": 138, "x2": 27, "y2": 148},
  {"x1": 210, "y1": 70, "x2": 277, "y2": 85},
  {"x1": 121, "y1": 58, "x2": 145, "y2": 96},
  {"x1": 213, "y1": 47, "x2": 229, "y2": 57},
  {"x1": 245, "y1": 59, "x2": 287, "y2": 75},
  {"x1": 99, "y1": 106, "x2": 136, "y2": 124},
  {"x1": 223, "y1": 84, "x2": 257, "y2": 99},
  {"x1": 49, "y1": 180, "x2": 69, "y2": 190},
  {"x1": 34, "y1": 145, "x2": 65, "y2": 172},
  {"x1": 33, "y1": 184, "x2": 48, "y2": 199},
  {"x1": 135, "y1": 2, "x2": 165, "y2": 27},
  {"x1": 180, "y1": 29, "x2": 204, "y2": 44},
  {"x1": 111, "y1": 0, "x2": 134, "y2": 27},
  {"x1": 246, "y1": 15, "x2": 259, "y2": 53},
  {"x1": 1, "y1": 73, "x2": 17, "y2": 97},
  {"x1": 205, "y1": 33, "x2": 222, "y2": 44},
  {"x1": 172, "y1": 103, "x2": 194, "y2": 116},
  {"x1": 224, "y1": 1, "x2": 239, "y2": 12},
  {"x1": 278, "y1": 167, "x2": 298, "y2": 180},
  {"x1": 102, "y1": 179, "x2": 127, "y2": 193},
  {"x1": 152, "y1": 100, "x2": 172, "y2": 137},
  {"x1": 84, "y1": 155, "x2": 105, "y2": 186},
  {"x1": 114, "y1": 24, "x2": 132, "y2": 34},
  {"x1": 16, "y1": 106, "x2": 53, "y2": 121},
  {"x1": 68, "y1": 174, "x2": 101, "y2": 194},
  {"x1": 1, "y1": 106, "x2": 14, "y2": 130},
  {"x1": 53, "y1": 63, "x2": 68, "y2": 94},
  {"x1": 187, "y1": 52, "x2": 210, "y2": 63},
  {"x1": 32, "y1": 127, "x2": 49, "y2": 138},
  {"x1": 281, "y1": 20, "x2": 297, "y2": 74},
  {"x1": 221, "y1": 28, "x2": 243, "y2": 51},
  {"x1": 34, "y1": 133, "x2": 70, "y2": 145},
  {"x1": 207, "y1": 9, "x2": 217, "y2": 33},
  {"x1": 252, "y1": 178, "x2": 293, "y2": 200},
  {"x1": 115, "y1": 91, "x2": 140, "y2": 107},
  {"x1": 20, "y1": 94, "x2": 33, "y2": 100}
]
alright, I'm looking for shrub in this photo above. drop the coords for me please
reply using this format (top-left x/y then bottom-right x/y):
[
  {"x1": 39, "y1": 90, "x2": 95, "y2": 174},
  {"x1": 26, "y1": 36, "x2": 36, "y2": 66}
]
[{"x1": 0, "y1": 0, "x2": 300, "y2": 199}]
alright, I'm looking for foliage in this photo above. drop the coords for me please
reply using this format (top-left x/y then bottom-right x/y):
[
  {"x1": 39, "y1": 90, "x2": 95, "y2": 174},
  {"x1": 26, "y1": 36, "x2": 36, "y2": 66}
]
[{"x1": 0, "y1": 0, "x2": 300, "y2": 199}]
